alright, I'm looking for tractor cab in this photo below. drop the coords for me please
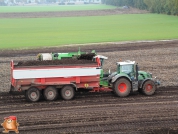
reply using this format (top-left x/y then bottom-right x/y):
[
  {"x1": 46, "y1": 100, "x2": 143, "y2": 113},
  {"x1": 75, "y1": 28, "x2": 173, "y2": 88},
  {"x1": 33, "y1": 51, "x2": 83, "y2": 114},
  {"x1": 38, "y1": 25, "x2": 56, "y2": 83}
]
[
  {"x1": 116, "y1": 60, "x2": 139, "y2": 92},
  {"x1": 117, "y1": 60, "x2": 138, "y2": 81}
]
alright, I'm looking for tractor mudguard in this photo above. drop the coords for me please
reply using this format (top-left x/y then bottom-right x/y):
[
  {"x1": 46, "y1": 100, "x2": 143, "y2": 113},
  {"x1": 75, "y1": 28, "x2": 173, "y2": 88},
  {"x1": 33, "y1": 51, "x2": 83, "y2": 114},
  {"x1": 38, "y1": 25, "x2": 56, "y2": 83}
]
[
  {"x1": 111, "y1": 74, "x2": 131, "y2": 83},
  {"x1": 139, "y1": 78, "x2": 153, "y2": 89}
]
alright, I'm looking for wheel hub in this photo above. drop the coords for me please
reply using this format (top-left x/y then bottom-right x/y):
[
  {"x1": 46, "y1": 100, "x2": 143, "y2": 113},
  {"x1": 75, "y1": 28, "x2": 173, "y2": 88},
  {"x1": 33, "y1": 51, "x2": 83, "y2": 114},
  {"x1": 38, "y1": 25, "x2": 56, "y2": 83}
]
[
  {"x1": 65, "y1": 90, "x2": 71, "y2": 97},
  {"x1": 146, "y1": 84, "x2": 153, "y2": 92},
  {"x1": 30, "y1": 92, "x2": 37, "y2": 99},
  {"x1": 118, "y1": 83, "x2": 127, "y2": 93},
  {"x1": 48, "y1": 91, "x2": 54, "y2": 98}
]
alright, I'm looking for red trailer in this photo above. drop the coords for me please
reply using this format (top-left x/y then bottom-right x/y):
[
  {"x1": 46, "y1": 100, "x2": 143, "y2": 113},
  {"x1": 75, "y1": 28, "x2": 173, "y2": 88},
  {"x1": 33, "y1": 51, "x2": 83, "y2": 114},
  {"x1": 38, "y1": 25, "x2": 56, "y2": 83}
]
[{"x1": 10, "y1": 58, "x2": 110, "y2": 102}]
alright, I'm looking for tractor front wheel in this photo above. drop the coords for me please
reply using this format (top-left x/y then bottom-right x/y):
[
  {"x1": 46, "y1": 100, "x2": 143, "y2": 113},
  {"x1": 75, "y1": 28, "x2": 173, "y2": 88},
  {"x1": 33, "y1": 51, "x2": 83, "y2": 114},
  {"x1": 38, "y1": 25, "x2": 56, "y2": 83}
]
[
  {"x1": 142, "y1": 80, "x2": 156, "y2": 96},
  {"x1": 114, "y1": 78, "x2": 131, "y2": 97}
]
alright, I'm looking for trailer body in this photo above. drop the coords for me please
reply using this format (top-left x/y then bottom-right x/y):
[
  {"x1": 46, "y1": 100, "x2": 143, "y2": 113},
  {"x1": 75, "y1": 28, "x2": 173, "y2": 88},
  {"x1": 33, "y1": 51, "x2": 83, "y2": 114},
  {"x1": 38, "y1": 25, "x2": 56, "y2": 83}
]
[{"x1": 11, "y1": 60, "x2": 104, "y2": 91}]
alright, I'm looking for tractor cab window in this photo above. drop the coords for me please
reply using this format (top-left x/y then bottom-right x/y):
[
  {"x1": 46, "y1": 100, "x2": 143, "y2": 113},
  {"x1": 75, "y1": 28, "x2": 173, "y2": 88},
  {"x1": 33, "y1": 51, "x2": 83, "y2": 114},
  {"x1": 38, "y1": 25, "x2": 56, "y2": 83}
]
[{"x1": 121, "y1": 64, "x2": 133, "y2": 74}]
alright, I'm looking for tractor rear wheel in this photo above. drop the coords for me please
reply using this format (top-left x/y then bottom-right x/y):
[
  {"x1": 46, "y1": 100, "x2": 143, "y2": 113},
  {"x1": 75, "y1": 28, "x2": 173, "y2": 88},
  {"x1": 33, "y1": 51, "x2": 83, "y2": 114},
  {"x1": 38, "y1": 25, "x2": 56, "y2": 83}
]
[
  {"x1": 43, "y1": 86, "x2": 58, "y2": 101},
  {"x1": 142, "y1": 80, "x2": 156, "y2": 95},
  {"x1": 61, "y1": 85, "x2": 75, "y2": 100},
  {"x1": 114, "y1": 78, "x2": 131, "y2": 97},
  {"x1": 25, "y1": 87, "x2": 40, "y2": 102}
]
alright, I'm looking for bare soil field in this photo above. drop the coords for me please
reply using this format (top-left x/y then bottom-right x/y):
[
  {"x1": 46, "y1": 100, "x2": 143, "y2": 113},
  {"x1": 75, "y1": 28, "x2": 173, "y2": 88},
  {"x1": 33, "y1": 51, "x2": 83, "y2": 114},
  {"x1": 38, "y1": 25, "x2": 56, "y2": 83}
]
[
  {"x1": 0, "y1": 87, "x2": 178, "y2": 134},
  {"x1": 0, "y1": 40, "x2": 178, "y2": 133},
  {"x1": 0, "y1": 9, "x2": 178, "y2": 134},
  {"x1": 0, "y1": 8, "x2": 148, "y2": 18}
]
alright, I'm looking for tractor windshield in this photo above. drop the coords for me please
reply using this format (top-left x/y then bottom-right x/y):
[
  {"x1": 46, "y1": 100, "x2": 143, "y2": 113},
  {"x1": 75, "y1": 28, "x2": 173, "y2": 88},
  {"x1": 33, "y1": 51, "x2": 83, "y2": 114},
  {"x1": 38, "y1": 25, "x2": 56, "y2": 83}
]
[{"x1": 121, "y1": 65, "x2": 133, "y2": 74}]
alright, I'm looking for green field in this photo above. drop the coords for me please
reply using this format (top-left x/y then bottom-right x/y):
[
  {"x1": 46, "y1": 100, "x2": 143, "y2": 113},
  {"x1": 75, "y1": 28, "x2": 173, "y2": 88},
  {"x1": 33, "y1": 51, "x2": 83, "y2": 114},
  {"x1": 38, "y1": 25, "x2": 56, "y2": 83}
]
[
  {"x1": 0, "y1": 5, "x2": 116, "y2": 13},
  {"x1": 0, "y1": 14, "x2": 178, "y2": 49}
]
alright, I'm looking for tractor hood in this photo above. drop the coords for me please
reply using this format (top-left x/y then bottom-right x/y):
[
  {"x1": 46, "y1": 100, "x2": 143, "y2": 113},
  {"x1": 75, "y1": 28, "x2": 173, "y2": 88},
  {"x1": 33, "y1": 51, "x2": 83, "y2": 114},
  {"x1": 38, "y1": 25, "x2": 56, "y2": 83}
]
[{"x1": 138, "y1": 71, "x2": 152, "y2": 79}]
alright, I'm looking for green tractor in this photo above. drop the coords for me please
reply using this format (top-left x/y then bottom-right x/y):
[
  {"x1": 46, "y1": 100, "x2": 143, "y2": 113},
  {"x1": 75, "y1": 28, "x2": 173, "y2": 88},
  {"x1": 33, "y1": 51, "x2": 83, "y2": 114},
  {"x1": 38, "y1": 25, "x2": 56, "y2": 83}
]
[{"x1": 98, "y1": 59, "x2": 160, "y2": 97}]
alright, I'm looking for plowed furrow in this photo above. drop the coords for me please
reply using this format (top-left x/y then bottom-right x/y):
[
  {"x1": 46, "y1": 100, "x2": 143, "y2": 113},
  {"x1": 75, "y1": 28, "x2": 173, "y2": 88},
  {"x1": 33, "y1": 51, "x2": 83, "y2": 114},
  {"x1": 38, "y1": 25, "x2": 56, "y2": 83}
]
[{"x1": 0, "y1": 87, "x2": 177, "y2": 133}]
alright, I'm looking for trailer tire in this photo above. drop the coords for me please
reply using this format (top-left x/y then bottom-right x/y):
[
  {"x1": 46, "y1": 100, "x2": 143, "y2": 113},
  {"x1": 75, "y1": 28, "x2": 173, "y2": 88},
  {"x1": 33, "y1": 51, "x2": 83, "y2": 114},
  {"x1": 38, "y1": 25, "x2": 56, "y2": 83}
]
[
  {"x1": 25, "y1": 87, "x2": 40, "y2": 102},
  {"x1": 142, "y1": 80, "x2": 156, "y2": 96},
  {"x1": 114, "y1": 78, "x2": 131, "y2": 97},
  {"x1": 43, "y1": 86, "x2": 58, "y2": 101},
  {"x1": 61, "y1": 86, "x2": 75, "y2": 100}
]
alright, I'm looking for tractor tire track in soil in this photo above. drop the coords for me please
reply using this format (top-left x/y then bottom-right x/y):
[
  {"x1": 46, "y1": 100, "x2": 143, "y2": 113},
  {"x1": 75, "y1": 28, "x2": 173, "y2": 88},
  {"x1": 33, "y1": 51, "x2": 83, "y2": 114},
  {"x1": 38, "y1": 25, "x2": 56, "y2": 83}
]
[{"x1": 0, "y1": 87, "x2": 178, "y2": 134}]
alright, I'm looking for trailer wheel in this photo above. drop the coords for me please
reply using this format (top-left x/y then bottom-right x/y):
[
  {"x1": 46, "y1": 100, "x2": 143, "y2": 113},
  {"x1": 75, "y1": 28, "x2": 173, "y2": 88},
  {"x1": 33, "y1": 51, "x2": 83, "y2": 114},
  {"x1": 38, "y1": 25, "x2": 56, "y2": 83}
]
[
  {"x1": 114, "y1": 78, "x2": 131, "y2": 97},
  {"x1": 142, "y1": 80, "x2": 156, "y2": 96},
  {"x1": 43, "y1": 86, "x2": 58, "y2": 101},
  {"x1": 61, "y1": 86, "x2": 75, "y2": 100},
  {"x1": 25, "y1": 87, "x2": 40, "y2": 102}
]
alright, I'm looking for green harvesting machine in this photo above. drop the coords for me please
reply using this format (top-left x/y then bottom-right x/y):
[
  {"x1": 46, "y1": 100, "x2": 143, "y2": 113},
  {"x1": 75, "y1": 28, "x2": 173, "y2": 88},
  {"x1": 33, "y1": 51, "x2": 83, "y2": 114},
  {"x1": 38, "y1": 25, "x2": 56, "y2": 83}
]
[{"x1": 37, "y1": 48, "x2": 96, "y2": 61}]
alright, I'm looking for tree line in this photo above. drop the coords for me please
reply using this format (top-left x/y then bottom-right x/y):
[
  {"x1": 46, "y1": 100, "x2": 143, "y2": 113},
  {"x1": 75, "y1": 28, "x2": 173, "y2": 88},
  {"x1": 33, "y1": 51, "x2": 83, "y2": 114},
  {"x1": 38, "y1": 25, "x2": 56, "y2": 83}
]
[{"x1": 102, "y1": 0, "x2": 178, "y2": 15}]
